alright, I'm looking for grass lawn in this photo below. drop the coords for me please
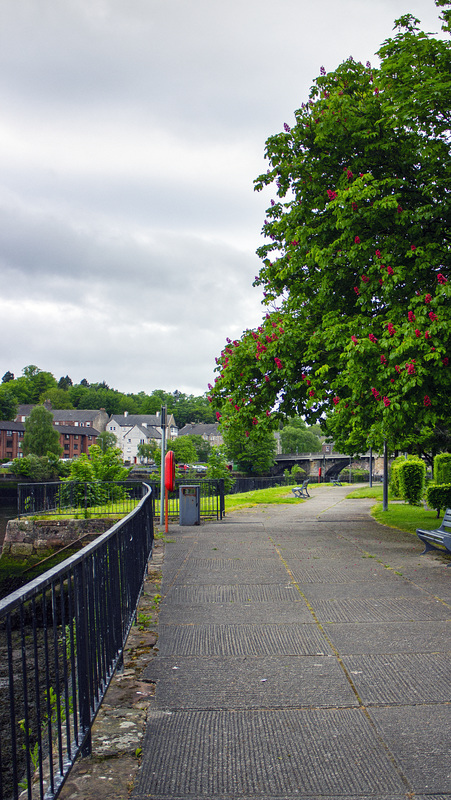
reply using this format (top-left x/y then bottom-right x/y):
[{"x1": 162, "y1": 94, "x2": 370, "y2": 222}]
[
  {"x1": 346, "y1": 484, "x2": 442, "y2": 535},
  {"x1": 225, "y1": 485, "x2": 300, "y2": 512}
]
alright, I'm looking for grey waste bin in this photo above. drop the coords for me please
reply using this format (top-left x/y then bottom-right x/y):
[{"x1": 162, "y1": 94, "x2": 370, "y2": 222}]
[{"x1": 179, "y1": 485, "x2": 200, "y2": 526}]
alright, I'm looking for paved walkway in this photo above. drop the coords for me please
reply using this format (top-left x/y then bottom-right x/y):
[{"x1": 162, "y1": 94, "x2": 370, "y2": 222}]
[{"x1": 132, "y1": 486, "x2": 451, "y2": 800}]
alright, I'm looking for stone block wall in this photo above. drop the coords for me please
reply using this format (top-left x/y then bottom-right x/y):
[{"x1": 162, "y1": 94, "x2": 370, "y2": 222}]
[{"x1": 2, "y1": 518, "x2": 113, "y2": 557}]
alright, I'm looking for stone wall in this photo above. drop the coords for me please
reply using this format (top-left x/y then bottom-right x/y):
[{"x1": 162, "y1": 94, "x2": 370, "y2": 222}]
[{"x1": 2, "y1": 518, "x2": 113, "y2": 557}]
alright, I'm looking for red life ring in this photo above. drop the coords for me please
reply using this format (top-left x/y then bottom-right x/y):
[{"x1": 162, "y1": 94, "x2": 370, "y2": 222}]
[{"x1": 165, "y1": 450, "x2": 175, "y2": 491}]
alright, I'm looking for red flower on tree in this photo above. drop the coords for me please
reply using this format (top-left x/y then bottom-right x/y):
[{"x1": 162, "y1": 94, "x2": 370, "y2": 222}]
[
  {"x1": 424, "y1": 395, "x2": 432, "y2": 407},
  {"x1": 408, "y1": 311, "x2": 416, "y2": 322},
  {"x1": 437, "y1": 273, "x2": 448, "y2": 284},
  {"x1": 383, "y1": 396, "x2": 391, "y2": 407},
  {"x1": 425, "y1": 294, "x2": 432, "y2": 304},
  {"x1": 369, "y1": 333, "x2": 378, "y2": 343},
  {"x1": 354, "y1": 236, "x2": 360, "y2": 244},
  {"x1": 429, "y1": 312, "x2": 438, "y2": 322},
  {"x1": 387, "y1": 323, "x2": 395, "y2": 336}
]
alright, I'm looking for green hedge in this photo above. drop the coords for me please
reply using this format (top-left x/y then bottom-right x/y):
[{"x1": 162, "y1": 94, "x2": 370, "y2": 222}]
[
  {"x1": 433, "y1": 453, "x2": 451, "y2": 484},
  {"x1": 397, "y1": 459, "x2": 426, "y2": 505},
  {"x1": 425, "y1": 483, "x2": 451, "y2": 516}
]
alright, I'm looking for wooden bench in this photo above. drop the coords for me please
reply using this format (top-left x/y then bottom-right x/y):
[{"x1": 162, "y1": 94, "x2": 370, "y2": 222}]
[
  {"x1": 416, "y1": 508, "x2": 451, "y2": 557},
  {"x1": 331, "y1": 478, "x2": 342, "y2": 486},
  {"x1": 292, "y1": 479, "x2": 310, "y2": 499}
]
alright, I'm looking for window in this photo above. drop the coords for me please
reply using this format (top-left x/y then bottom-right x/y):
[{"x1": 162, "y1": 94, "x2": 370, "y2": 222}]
[
  {"x1": 64, "y1": 444, "x2": 70, "y2": 450},
  {"x1": 65, "y1": 434, "x2": 70, "y2": 439},
  {"x1": 74, "y1": 444, "x2": 78, "y2": 450},
  {"x1": 6, "y1": 440, "x2": 13, "y2": 448},
  {"x1": 74, "y1": 435, "x2": 79, "y2": 440},
  {"x1": 6, "y1": 430, "x2": 12, "y2": 436}
]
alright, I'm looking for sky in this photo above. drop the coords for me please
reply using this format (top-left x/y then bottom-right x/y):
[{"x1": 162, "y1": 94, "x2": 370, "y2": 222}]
[{"x1": 0, "y1": 0, "x2": 444, "y2": 397}]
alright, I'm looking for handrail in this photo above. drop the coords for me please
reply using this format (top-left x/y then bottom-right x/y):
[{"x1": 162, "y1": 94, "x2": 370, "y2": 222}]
[{"x1": 0, "y1": 483, "x2": 154, "y2": 800}]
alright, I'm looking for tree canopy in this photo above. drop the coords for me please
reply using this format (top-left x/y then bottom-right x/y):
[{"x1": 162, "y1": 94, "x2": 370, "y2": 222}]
[
  {"x1": 209, "y1": 5, "x2": 451, "y2": 456},
  {"x1": 22, "y1": 405, "x2": 62, "y2": 457}
]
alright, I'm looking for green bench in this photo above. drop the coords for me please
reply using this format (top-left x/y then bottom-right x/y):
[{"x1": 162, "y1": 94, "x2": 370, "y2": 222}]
[{"x1": 292, "y1": 479, "x2": 310, "y2": 499}]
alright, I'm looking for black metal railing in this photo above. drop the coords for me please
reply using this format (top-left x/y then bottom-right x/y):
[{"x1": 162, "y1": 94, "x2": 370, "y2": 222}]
[
  {"x1": 0, "y1": 483, "x2": 153, "y2": 800},
  {"x1": 150, "y1": 478, "x2": 225, "y2": 520},
  {"x1": 17, "y1": 481, "x2": 148, "y2": 519}
]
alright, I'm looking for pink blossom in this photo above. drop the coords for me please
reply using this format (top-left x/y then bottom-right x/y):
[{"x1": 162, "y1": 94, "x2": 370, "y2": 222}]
[
  {"x1": 411, "y1": 245, "x2": 416, "y2": 251},
  {"x1": 443, "y1": 357, "x2": 449, "y2": 366},
  {"x1": 375, "y1": 249, "x2": 382, "y2": 258},
  {"x1": 387, "y1": 265, "x2": 394, "y2": 276},
  {"x1": 395, "y1": 365, "x2": 401, "y2": 373},
  {"x1": 371, "y1": 387, "x2": 381, "y2": 401},
  {"x1": 354, "y1": 287, "x2": 360, "y2": 295},
  {"x1": 405, "y1": 361, "x2": 416, "y2": 375},
  {"x1": 437, "y1": 273, "x2": 448, "y2": 284},
  {"x1": 424, "y1": 395, "x2": 431, "y2": 407},
  {"x1": 354, "y1": 236, "x2": 360, "y2": 244},
  {"x1": 408, "y1": 311, "x2": 416, "y2": 322},
  {"x1": 274, "y1": 357, "x2": 283, "y2": 369},
  {"x1": 327, "y1": 189, "x2": 337, "y2": 200},
  {"x1": 266, "y1": 410, "x2": 271, "y2": 417},
  {"x1": 415, "y1": 329, "x2": 421, "y2": 337},
  {"x1": 351, "y1": 335, "x2": 358, "y2": 345},
  {"x1": 380, "y1": 355, "x2": 387, "y2": 364},
  {"x1": 347, "y1": 170, "x2": 353, "y2": 180},
  {"x1": 308, "y1": 390, "x2": 314, "y2": 397},
  {"x1": 425, "y1": 330, "x2": 430, "y2": 339},
  {"x1": 252, "y1": 417, "x2": 258, "y2": 425},
  {"x1": 369, "y1": 333, "x2": 378, "y2": 343},
  {"x1": 265, "y1": 375, "x2": 270, "y2": 382},
  {"x1": 352, "y1": 202, "x2": 358, "y2": 211},
  {"x1": 361, "y1": 275, "x2": 369, "y2": 283},
  {"x1": 397, "y1": 205, "x2": 403, "y2": 213},
  {"x1": 429, "y1": 312, "x2": 438, "y2": 322},
  {"x1": 425, "y1": 294, "x2": 432, "y2": 304},
  {"x1": 383, "y1": 396, "x2": 391, "y2": 407},
  {"x1": 387, "y1": 323, "x2": 395, "y2": 336},
  {"x1": 333, "y1": 396, "x2": 340, "y2": 405},
  {"x1": 234, "y1": 405, "x2": 240, "y2": 411},
  {"x1": 216, "y1": 412, "x2": 221, "y2": 420}
]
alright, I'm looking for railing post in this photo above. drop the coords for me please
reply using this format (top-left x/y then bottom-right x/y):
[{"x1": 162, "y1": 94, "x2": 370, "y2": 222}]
[{"x1": 74, "y1": 562, "x2": 92, "y2": 757}]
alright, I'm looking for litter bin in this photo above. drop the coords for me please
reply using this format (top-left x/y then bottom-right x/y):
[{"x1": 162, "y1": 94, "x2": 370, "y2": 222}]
[{"x1": 179, "y1": 485, "x2": 200, "y2": 526}]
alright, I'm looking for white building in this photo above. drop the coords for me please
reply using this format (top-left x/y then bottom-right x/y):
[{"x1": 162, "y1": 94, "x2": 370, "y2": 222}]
[{"x1": 106, "y1": 411, "x2": 177, "y2": 464}]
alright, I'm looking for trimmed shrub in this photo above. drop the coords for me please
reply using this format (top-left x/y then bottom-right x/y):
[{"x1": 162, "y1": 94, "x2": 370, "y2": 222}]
[
  {"x1": 433, "y1": 453, "x2": 451, "y2": 484},
  {"x1": 397, "y1": 459, "x2": 426, "y2": 505},
  {"x1": 389, "y1": 457, "x2": 405, "y2": 498},
  {"x1": 425, "y1": 483, "x2": 451, "y2": 516}
]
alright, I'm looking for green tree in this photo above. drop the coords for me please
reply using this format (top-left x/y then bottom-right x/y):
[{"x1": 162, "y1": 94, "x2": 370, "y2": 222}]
[
  {"x1": 57, "y1": 375, "x2": 73, "y2": 390},
  {"x1": 22, "y1": 405, "x2": 61, "y2": 457},
  {"x1": 0, "y1": 386, "x2": 17, "y2": 421},
  {"x1": 206, "y1": 446, "x2": 234, "y2": 492},
  {"x1": 209, "y1": 6, "x2": 451, "y2": 457},
  {"x1": 280, "y1": 419, "x2": 322, "y2": 454},
  {"x1": 67, "y1": 445, "x2": 129, "y2": 482},
  {"x1": 222, "y1": 420, "x2": 276, "y2": 474},
  {"x1": 137, "y1": 441, "x2": 159, "y2": 463},
  {"x1": 39, "y1": 387, "x2": 74, "y2": 409},
  {"x1": 167, "y1": 437, "x2": 197, "y2": 465},
  {"x1": 2, "y1": 371, "x2": 14, "y2": 383},
  {"x1": 189, "y1": 434, "x2": 212, "y2": 462},
  {"x1": 97, "y1": 430, "x2": 119, "y2": 453}
]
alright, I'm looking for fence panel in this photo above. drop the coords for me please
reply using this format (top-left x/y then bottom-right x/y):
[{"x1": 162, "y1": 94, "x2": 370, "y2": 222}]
[
  {"x1": 17, "y1": 481, "x2": 147, "y2": 519},
  {"x1": 0, "y1": 484, "x2": 153, "y2": 800}
]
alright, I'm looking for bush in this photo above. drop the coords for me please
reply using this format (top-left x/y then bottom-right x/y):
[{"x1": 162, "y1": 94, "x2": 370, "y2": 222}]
[
  {"x1": 433, "y1": 453, "x2": 451, "y2": 484},
  {"x1": 425, "y1": 483, "x2": 451, "y2": 516},
  {"x1": 397, "y1": 459, "x2": 426, "y2": 505},
  {"x1": 389, "y1": 456, "x2": 405, "y2": 498}
]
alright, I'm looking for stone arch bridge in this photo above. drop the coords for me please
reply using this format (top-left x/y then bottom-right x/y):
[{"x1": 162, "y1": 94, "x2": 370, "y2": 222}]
[{"x1": 272, "y1": 452, "x2": 376, "y2": 480}]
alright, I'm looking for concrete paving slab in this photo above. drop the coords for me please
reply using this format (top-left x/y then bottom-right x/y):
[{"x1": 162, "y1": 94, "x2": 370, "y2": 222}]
[
  {"x1": 162, "y1": 584, "x2": 303, "y2": 604},
  {"x1": 157, "y1": 622, "x2": 333, "y2": 656},
  {"x1": 159, "y1": 601, "x2": 314, "y2": 625},
  {"x1": 132, "y1": 708, "x2": 405, "y2": 798},
  {"x1": 326, "y1": 620, "x2": 451, "y2": 654},
  {"x1": 144, "y1": 654, "x2": 358, "y2": 709},
  {"x1": 342, "y1": 651, "x2": 451, "y2": 704},
  {"x1": 311, "y1": 595, "x2": 450, "y2": 623},
  {"x1": 370, "y1": 705, "x2": 451, "y2": 794}
]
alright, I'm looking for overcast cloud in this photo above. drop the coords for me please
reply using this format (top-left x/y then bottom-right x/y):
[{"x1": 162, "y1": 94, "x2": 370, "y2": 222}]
[{"x1": 0, "y1": 0, "x2": 444, "y2": 395}]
